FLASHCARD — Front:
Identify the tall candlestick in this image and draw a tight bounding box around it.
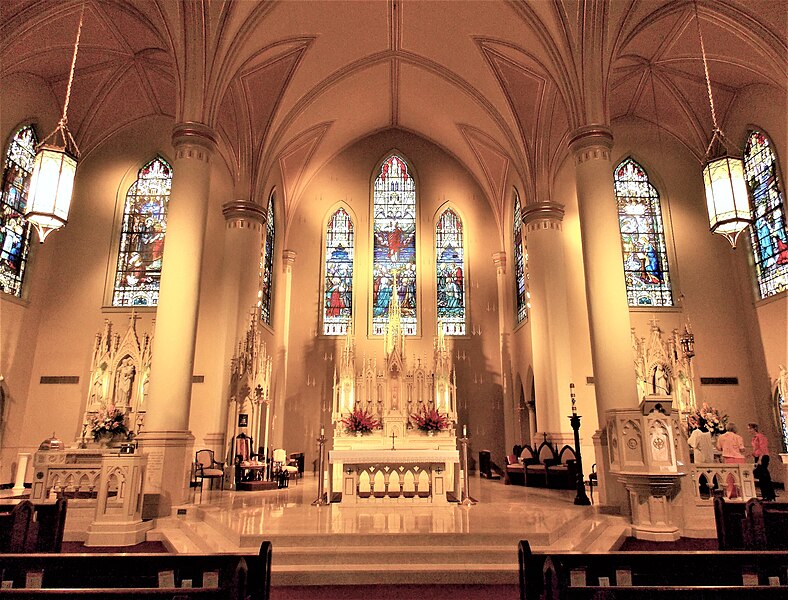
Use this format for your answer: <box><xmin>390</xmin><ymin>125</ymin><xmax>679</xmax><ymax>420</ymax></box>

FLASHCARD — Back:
<box><xmin>463</xmin><ymin>424</ymin><xmax>467</xmax><ymax>437</ymax></box>
<box><xmin>320</xmin><ymin>425</ymin><xmax>324</xmax><ymax>436</ymax></box>
<box><xmin>570</xmin><ymin>383</ymin><xmax>577</xmax><ymax>415</ymax></box>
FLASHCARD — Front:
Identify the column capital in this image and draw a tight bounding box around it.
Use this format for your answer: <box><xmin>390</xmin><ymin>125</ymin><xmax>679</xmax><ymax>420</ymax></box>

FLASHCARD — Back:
<box><xmin>491</xmin><ymin>251</ymin><xmax>506</xmax><ymax>273</ymax></box>
<box><xmin>222</xmin><ymin>201</ymin><xmax>267</xmax><ymax>229</ymax></box>
<box><xmin>282</xmin><ymin>249</ymin><xmax>297</xmax><ymax>269</ymax></box>
<box><xmin>172</xmin><ymin>122</ymin><xmax>218</xmax><ymax>156</ymax></box>
<box><xmin>568</xmin><ymin>125</ymin><xmax>614</xmax><ymax>164</ymax></box>
<box><xmin>522</xmin><ymin>202</ymin><xmax>565</xmax><ymax>232</ymax></box>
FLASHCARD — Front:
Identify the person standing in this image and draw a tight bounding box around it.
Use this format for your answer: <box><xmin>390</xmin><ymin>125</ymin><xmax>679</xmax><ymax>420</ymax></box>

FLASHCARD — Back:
<box><xmin>748</xmin><ymin>423</ymin><xmax>776</xmax><ymax>501</ymax></box>
<box><xmin>717</xmin><ymin>423</ymin><xmax>746</xmax><ymax>499</ymax></box>
<box><xmin>688</xmin><ymin>418</ymin><xmax>714</xmax><ymax>463</ymax></box>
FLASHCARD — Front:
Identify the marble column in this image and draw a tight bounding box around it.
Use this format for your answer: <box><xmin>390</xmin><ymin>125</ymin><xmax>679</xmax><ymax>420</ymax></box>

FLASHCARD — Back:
<box><xmin>138</xmin><ymin>122</ymin><xmax>217</xmax><ymax>516</ymax></box>
<box><xmin>569</xmin><ymin>125</ymin><xmax>639</xmax><ymax>509</ymax></box>
<box><xmin>522</xmin><ymin>202</ymin><xmax>574</xmax><ymax>447</ymax></box>
<box><xmin>271</xmin><ymin>250</ymin><xmax>296</xmax><ymax>449</ymax></box>
<box><xmin>214</xmin><ymin>201</ymin><xmax>267</xmax><ymax>457</ymax></box>
<box><xmin>492</xmin><ymin>251</ymin><xmax>515</xmax><ymax>452</ymax></box>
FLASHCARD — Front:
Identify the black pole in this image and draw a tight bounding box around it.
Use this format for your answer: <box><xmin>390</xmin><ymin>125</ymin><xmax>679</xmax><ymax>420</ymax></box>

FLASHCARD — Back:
<box><xmin>570</xmin><ymin>413</ymin><xmax>591</xmax><ymax>506</ymax></box>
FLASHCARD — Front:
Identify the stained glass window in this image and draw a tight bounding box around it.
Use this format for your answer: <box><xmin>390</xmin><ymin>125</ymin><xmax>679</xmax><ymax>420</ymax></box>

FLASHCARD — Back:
<box><xmin>324</xmin><ymin>207</ymin><xmax>354</xmax><ymax>335</ymax></box>
<box><xmin>513</xmin><ymin>189</ymin><xmax>528</xmax><ymax>323</ymax></box>
<box><xmin>1</xmin><ymin>125</ymin><xmax>37</xmax><ymax>298</ymax></box>
<box><xmin>260</xmin><ymin>191</ymin><xmax>275</xmax><ymax>325</ymax></box>
<box><xmin>436</xmin><ymin>207</ymin><xmax>465</xmax><ymax>335</ymax></box>
<box><xmin>743</xmin><ymin>130</ymin><xmax>788</xmax><ymax>299</ymax></box>
<box><xmin>614</xmin><ymin>158</ymin><xmax>673</xmax><ymax>307</ymax></box>
<box><xmin>372</xmin><ymin>155</ymin><xmax>417</xmax><ymax>336</ymax></box>
<box><xmin>111</xmin><ymin>156</ymin><xmax>172</xmax><ymax>306</ymax></box>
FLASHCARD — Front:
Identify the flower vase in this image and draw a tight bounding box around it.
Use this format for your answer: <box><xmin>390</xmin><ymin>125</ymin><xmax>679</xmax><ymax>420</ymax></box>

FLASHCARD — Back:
<box><xmin>97</xmin><ymin>435</ymin><xmax>112</xmax><ymax>448</ymax></box>
<box><xmin>355</xmin><ymin>431</ymin><xmax>363</xmax><ymax>438</ymax></box>
<box><xmin>427</xmin><ymin>430</ymin><xmax>435</xmax><ymax>437</ymax></box>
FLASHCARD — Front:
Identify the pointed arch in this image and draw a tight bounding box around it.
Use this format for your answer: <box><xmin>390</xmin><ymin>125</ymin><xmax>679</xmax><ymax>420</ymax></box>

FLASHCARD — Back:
<box><xmin>323</xmin><ymin>204</ymin><xmax>355</xmax><ymax>335</ymax></box>
<box><xmin>260</xmin><ymin>188</ymin><xmax>276</xmax><ymax>325</ymax></box>
<box><xmin>743</xmin><ymin>129</ymin><xmax>788</xmax><ymax>299</ymax></box>
<box><xmin>111</xmin><ymin>156</ymin><xmax>172</xmax><ymax>306</ymax></box>
<box><xmin>0</xmin><ymin>124</ymin><xmax>37</xmax><ymax>298</ymax></box>
<box><xmin>512</xmin><ymin>188</ymin><xmax>528</xmax><ymax>323</ymax></box>
<box><xmin>613</xmin><ymin>157</ymin><xmax>673</xmax><ymax>307</ymax></box>
<box><xmin>371</xmin><ymin>153</ymin><xmax>417</xmax><ymax>336</ymax></box>
<box><xmin>435</xmin><ymin>204</ymin><xmax>466</xmax><ymax>336</ymax></box>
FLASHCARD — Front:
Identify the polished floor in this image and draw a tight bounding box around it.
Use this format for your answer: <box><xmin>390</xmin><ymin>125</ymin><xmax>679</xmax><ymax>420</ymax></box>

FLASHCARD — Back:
<box><xmin>151</xmin><ymin>473</ymin><xmax>631</xmax><ymax>587</ymax></box>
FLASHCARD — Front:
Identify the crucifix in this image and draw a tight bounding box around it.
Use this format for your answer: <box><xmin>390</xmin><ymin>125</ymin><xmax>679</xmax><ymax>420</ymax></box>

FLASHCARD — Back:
<box><xmin>390</xmin><ymin>431</ymin><xmax>397</xmax><ymax>450</ymax></box>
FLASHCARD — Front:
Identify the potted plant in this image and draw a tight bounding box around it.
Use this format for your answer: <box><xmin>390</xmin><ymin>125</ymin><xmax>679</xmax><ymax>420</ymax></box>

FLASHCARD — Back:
<box><xmin>90</xmin><ymin>404</ymin><xmax>129</xmax><ymax>446</ymax></box>
<box><xmin>411</xmin><ymin>406</ymin><xmax>450</xmax><ymax>435</ymax></box>
<box><xmin>341</xmin><ymin>407</ymin><xmax>381</xmax><ymax>436</ymax></box>
<box><xmin>687</xmin><ymin>402</ymin><xmax>728</xmax><ymax>437</ymax></box>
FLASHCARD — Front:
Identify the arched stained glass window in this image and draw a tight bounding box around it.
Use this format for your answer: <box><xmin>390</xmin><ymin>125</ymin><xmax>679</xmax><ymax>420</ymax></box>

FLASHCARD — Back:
<box><xmin>513</xmin><ymin>189</ymin><xmax>528</xmax><ymax>323</ymax></box>
<box><xmin>436</xmin><ymin>207</ymin><xmax>465</xmax><ymax>335</ymax></box>
<box><xmin>112</xmin><ymin>156</ymin><xmax>172</xmax><ymax>306</ymax></box>
<box><xmin>324</xmin><ymin>207</ymin><xmax>354</xmax><ymax>335</ymax></box>
<box><xmin>743</xmin><ymin>130</ymin><xmax>788</xmax><ymax>299</ymax></box>
<box><xmin>614</xmin><ymin>158</ymin><xmax>673</xmax><ymax>307</ymax></box>
<box><xmin>372</xmin><ymin>155</ymin><xmax>417</xmax><ymax>336</ymax></box>
<box><xmin>0</xmin><ymin>125</ymin><xmax>37</xmax><ymax>298</ymax></box>
<box><xmin>260</xmin><ymin>191</ymin><xmax>275</xmax><ymax>325</ymax></box>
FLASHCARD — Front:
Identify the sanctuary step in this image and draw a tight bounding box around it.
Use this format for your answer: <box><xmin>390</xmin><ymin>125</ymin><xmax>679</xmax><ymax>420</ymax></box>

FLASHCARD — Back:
<box><xmin>151</xmin><ymin>475</ymin><xmax>632</xmax><ymax>586</ymax></box>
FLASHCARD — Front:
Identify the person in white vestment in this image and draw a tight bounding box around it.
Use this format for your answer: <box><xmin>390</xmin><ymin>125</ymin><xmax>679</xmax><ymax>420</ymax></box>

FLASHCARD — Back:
<box><xmin>687</xmin><ymin>418</ymin><xmax>714</xmax><ymax>463</ymax></box>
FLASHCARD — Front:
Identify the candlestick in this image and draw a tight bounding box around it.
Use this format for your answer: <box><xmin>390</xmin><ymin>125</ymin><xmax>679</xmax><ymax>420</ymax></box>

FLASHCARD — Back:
<box><xmin>463</xmin><ymin>424</ymin><xmax>467</xmax><ymax>436</ymax></box>
<box><xmin>320</xmin><ymin>425</ymin><xmax>324</xmax><ymax>436</ymax></box>
<box><xmin>570</xmin><ymin>382</ymin><xmax>577</xmax><ymax>415</ymax></box>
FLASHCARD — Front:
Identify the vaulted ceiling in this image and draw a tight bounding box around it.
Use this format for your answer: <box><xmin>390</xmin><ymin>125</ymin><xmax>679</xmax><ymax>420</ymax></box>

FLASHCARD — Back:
<box><xmin>2</xmin><ymin>0</ymin><xmax>785</xmax><ymax>230</ymax></box>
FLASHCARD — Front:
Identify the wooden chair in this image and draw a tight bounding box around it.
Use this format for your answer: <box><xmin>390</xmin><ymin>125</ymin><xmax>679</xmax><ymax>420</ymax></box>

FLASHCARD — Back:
<box><xmin>194</xmin><ymin>449</ymin><xmax>225</xmax><ymax>501</ymax></box>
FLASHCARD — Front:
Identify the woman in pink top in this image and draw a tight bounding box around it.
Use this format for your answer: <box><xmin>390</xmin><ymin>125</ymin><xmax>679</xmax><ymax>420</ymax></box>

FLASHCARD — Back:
<box><xmin>717</xmin><ymin>423</ymin><xmax>745</xmax><ymax>498</ymax></box>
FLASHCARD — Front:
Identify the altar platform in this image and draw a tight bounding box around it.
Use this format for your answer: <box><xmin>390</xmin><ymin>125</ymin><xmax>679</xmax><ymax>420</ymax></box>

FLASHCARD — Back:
<box><xmin>150</xmin><ymin>472</ymin><xmax>632</xmax><ymax>587</ymax></box>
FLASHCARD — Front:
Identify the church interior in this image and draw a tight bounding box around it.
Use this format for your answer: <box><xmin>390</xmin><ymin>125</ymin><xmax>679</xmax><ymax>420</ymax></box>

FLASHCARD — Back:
<box><xmin>0</xmin><ymin>0</ymin><xmax>786</xmax><ymax>595</ymax></box>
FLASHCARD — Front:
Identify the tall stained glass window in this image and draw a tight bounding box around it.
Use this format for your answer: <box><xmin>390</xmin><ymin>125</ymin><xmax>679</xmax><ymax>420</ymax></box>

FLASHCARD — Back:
<box><xmin>260</xmin><ymin>191</ymin><xmax>275</xmax><ymax>325</ymax></box>
<box><xmin>436</xmin><ymin>207</ymin><xmax>465</xmax><ymax>335</ymax></box>
<box><xmin>112</xmin><ymin>156</ymin><xmax>172</xmax><ymax>306</ymax></box>
<box><xmin>614</xmin><ymin>158</ymin><xmax>673</xmax><ymax>307</ymax></box>
<box><xmin>0</xmin><ymin>125</ymin><xmax>37</xmax><ymax>298</ymax></box>
<box><xmin>372</xmin><ymin>155</ymin><xmax>417</xmax><ymax>336</ymax></box>
<box><xmin>743</xmin><ymin>130</ymin><xmax>788</xmax><ymax>299</ymax></box>
<box><xmin>513</xmin><ymin>190</ymin><xmax>527</xmax><ymax>323</ymax></box>
<box><xmin>324</xmin><ymin>207</ymin><xmax>354</xmax><ymax>335</ymax></box>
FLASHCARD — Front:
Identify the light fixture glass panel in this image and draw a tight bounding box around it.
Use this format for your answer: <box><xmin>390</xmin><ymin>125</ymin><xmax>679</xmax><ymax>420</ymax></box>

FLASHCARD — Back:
<box><xmin>25</xmin><ymin>145</ymin><xmax>77</xmax><ymax>241</ymax></box>
<box><xmin>703</xmin><ymin>155</ymin><xmax>751</xmax><ymax>248</ymax></box>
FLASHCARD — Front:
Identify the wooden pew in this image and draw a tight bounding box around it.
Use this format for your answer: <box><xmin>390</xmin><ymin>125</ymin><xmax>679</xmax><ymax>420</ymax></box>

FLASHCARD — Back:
<box><xmin>0</xmin><ymin>541</ymin><xmax>271</xmax><ymax>599</ymax></box>
<box><xmin>519</xmin><ymin>540</ymin><xmax>788</xmax><ymax>600</ymax></box>
<box><xmin>715</xmin><ymin>497</ymin><xmax>788</xmax><ymax>550</ymax></box>
<box><xmin>0</xmin><ymin>499</ymin><xmax>67</xmax><ymax>553</ymax></box>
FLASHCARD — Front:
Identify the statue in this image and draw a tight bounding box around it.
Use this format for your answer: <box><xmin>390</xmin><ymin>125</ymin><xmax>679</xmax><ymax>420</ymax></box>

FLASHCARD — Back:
<box><xmin>115</xmin><ymin>357</ymin><xmax>136</xmax><ymax>407</ymax></box>
<box><xmin>652</xmin><ymin>363</ymin><xmax>670</xmax><ymax>395</ymax></box>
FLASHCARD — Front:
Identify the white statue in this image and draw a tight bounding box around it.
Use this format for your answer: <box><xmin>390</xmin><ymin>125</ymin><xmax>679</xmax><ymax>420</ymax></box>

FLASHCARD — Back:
<box><xmin>115</xmin><ymin>357</ymin><xmax>136</xmax><ymax>407</ymax></box>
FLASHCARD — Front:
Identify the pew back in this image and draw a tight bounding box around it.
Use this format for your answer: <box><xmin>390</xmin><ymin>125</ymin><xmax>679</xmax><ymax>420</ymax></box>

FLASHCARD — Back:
<box><xmin>0</xmin><ymin>499</ymin><xmax>67</xmax><ymax>554</ymax></box>
<box><xmin>0</xmin><ymin>541</ymin><xmax>272</xmax><ymax>599</ymax></box>
<box><xmin>519</xmin><ymin>540</ymin><xmax>788</xmax><ymax>600</ymax></box>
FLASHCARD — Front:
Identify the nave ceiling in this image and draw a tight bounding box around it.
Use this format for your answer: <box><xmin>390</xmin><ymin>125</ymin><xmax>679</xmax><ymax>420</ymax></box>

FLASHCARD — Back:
<box><xmin>1</xmin><ymin>0</ymin><xmax>785</xmax><ymax>236</ymax></box>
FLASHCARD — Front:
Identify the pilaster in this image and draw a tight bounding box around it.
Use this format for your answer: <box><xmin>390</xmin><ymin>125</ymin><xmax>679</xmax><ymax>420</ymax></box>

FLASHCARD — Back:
<box><xmin>492</xmin><ymin>251</ymin><xmax>515</xmax><ymax>451</ymax></box>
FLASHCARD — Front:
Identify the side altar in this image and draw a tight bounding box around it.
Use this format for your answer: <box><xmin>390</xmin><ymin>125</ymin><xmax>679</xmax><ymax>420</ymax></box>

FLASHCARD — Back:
<box><xmin>329</xmin><ymin>283</ymin><xmax>460</xmax><ymax>502</ymax></box>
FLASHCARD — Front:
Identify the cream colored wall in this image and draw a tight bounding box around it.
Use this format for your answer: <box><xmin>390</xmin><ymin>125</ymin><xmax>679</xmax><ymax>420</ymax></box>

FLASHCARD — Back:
<box><xmin>281</xmin><ymin>130</ymin><xmax>506</xmax><ymax>468</ymax></box>
<box><xmin>0</xmin><ymin>74</ymin><xmax>62</xmax><ymax>480</ymax></box>
<box><xmin>724</xmin><ymin>84</ymin><xmax>787</xmax><ymax>453</ymax></box>
<box><xmin>611</xmin><ymin>114</ymin><xmax>784</xmax><ymax>478</ymax></box>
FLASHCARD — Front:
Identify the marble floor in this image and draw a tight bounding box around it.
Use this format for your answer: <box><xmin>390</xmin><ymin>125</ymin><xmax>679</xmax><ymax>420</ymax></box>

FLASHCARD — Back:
<box><xmin>152</xmin><ymin>473</ymin><xmax>631</xmax><ymax>587</ymax></box>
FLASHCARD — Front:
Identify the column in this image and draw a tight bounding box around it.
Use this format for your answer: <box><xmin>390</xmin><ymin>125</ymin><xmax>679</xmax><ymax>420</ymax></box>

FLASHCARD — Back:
<box><xmin>213</xmin><ymin>201</ymin><xmax>266</xmax><ymax>457</ymax></box>
<box><xmin>492</xmin><ymin>251</ymin><xmax>516</xmax><ymax>452</ymax></box>
<box><xmin>138</xmin><ymin>122</ymin><xmax>217</xmax><ymax>516</ymax></box>
<box><xmin>271</xmin><ymin>250</ymin><xmax>296</xmax><ymax>448</ymax></box>
<box><xmin>569</xmin><ymin>125</ymin><xmax>639</xmax><ymax>509</ymax></box>
<box><xmin>522</xmin><ymin>202</ymin><xmax>574</xmax><ymax>447</ymax></box>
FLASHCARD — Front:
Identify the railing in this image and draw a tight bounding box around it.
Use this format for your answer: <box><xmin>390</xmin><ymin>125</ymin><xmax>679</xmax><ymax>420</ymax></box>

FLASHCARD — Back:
<box><xmin>688</xmin><ymin>462</ymin><xmax>755</xmax><ymax>502</ymax></box>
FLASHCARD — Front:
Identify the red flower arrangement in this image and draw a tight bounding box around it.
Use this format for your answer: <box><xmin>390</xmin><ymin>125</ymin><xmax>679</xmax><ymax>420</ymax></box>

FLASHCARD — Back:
<box><xmin>341</xmin><ymin>407</ymin><xmax>381</xmax><ymax>434</ymax></box>
<box><xmin>411</xmin><ymin>406</ymin><xmax>450</xmax><ymax>433</ymax></box>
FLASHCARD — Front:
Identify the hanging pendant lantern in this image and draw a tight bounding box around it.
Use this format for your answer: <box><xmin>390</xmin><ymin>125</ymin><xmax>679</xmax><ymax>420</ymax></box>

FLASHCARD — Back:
<box><xmin>703</xmin><ymin>153</ymin><xmax>751</xmax><ymax>248</ymax></box>
<box><xmin>25</xmin><ymin>144</ymin><xmax>78</xmax><ymax>242</ymax></box>
<box><xmin>693</xmin><ymin>1</ymin><xmax>752</xmax><ymax>248</ymax></box>
<box><xmin>24</xmin><ymin>2</ymin><xmax>84</xmax><ymax>243</ymax></box>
